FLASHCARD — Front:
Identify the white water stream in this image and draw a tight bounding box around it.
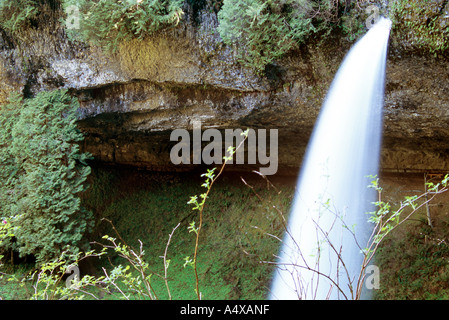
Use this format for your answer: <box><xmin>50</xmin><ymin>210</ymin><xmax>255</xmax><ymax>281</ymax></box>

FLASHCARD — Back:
<box><xmin>269</xmin><ymin>17</ymin><xmax>392</xmax><ymax>300</ymax></box>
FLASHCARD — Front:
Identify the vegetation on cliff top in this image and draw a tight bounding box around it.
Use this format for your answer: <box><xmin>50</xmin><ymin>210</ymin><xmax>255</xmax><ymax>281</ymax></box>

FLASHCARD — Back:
<box><xmin>390</xmin><ymin>0</ymin><xmax>449</xmax><ymax>54</ymax></box>
<box><xmin>63</xmin><ymin>0</ymin><xmax>184</xmax><ymax>52</ymax></box>
<box><xmin>1</xmin><ymin>0</ymin><xmax>447</xmax><ymax>74</ymax></box>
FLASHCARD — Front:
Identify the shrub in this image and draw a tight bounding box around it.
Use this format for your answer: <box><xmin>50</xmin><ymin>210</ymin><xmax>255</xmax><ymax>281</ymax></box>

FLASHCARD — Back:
<box><xmin>0</xmin><ymin>0</ymin><xmax>61</xmax><ymax>34</ymax></box>
<box><xmin>390</xmin><ymin>0</ymin><xmax>449</xmax><ymax>54</ymax></box>
<box><xmin>0</xmin><ymin>90</ymin><xmax>93</xmax><ymax>264</ymax></box>
<box><xmin>63</xmin><ymin>0</ymin><xmax>184</xmax><ymax>52</ymax></box>
<box><xmin>0</xmin><ymin>0</ymin><xmax>40</xmax><ymax>33</ymax></box>
<box><xmin>217</xmin><ymin>0</ymin><xmax>317</xmax><ymax>73</ymax></box>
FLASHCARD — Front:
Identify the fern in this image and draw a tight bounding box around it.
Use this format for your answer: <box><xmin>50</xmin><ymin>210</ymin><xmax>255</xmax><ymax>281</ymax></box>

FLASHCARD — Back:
<box><xmin>0</xmin><ymin>0</ymin><xmax>62</xmax><ymax>34</ymax></box>
<box><xmin>0</xmin><ymin>0</ymin><xmax>40</xmax><ymax>32</ymax></box>
<box><xmin>63</xmin><ymin>0</ymin><xmax>184</xmax><ymax>52</ymax></box>
<box><xmin>217</xmin><ymin>0</ymin><xmax>316</xmax><ymax>73</ymax></box>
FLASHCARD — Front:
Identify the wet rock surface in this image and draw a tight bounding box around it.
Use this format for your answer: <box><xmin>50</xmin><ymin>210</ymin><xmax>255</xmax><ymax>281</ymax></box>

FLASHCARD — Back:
<box><xmin>1</xmin><ymin>7</ymin><xmax>448</xmax><ymax>174</ymax></box>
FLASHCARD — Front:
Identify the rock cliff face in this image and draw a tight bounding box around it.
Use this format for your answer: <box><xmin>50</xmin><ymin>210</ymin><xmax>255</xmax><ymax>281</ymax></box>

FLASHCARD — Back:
<box><xmin>1</xmin><ymin>6</ymin><xmax>448</xmax><ymax>174</ymax></box>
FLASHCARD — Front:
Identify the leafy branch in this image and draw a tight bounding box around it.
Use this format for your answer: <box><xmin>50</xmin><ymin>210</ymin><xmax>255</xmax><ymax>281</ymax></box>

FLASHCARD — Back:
<box><xmin>242</xmin><ymin>172</ymin><xmax>449</xmax><ymax>300</ymax></box>
<box><xmin>186</xmin><ymin>129</ymin><xmax>249</xmax><ymax>300</ymax></box>
<box><xmin>360</xmin><ymin>174</ymin><xmax>449</xmax><ymax>273</ymax></box>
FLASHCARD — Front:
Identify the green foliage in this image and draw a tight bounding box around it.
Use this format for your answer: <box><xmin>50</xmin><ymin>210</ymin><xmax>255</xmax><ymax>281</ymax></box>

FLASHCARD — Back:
<box><xmin>339</xmin><ymin>4</ymin><xmax>367</xmax><ymax>41</ymax></box>
<box><xmin>366</xmin><ymin>174</ymin><xmax>449</xmax><ymax>251</ymax></box>
<box><xmin>63</xmin><ymin>0</ymin><xmax>184</xmax><ymax>52</ymax></box>
<box><xmin>390</xmin><ymin>0</ymin><xmax>449</xmax><ymax>55</ymax></box>
<box><xmin>0</xmin><ymin>219</ymin><xmax>15</xmax><ymax>247</ymax></box>
<box><xmin>0</xmin><ymin>93</ymin><xmax>21</xmax><ymax>222</ymax></box>
<box><xmin>0</xmin><ymin>0</ymin><xmax>61</xmax><ymax>34</ymax></box>
<box><xmin>185</xmin><ymin>130</ymin><xmax>248</xmax><ymax>299</ymax></box>
<box><xmin>0</xmin><ymin>0</ymin><xmax>40</xmax><ymax>33</ymax></box>
<box><xmin>375</xmin><ymin>223</ymin><xmax>449</xmax><ymax>300</ymax></box>
<box><xmin>365</xmin><ymin>174</ymin><xmax>449</xmax><ymax>299</ymax></box>
<box><xmin>0</xmin><ymin>89</ymin><xmax>93</xmax><ymax>264</ymax></box>
<box><xmin>216</xmin><ymin>0</ymin><xmax>376</xmax><ymax>73</ymax></box>
<box><xmin>217</xmin><ymin>0</ymin><xmax>317</xmax><ymax>73</ymax></box>
<box><xmin>0</xmin><ymin>217</ymin><xmax>17</xmax><ymax>266</ymax></box>
<box><xmin>25</xmin><ymin>253</ymin><xmax>86</xmax><ymax>300</ymax></box>
<box><xmin>0</xmin><ymin>165</ymin><xmax>291</xmax><ymax>300</ymax></box>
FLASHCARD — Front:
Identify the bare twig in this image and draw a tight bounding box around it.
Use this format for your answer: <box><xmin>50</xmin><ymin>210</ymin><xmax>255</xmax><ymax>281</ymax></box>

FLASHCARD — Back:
<box><xmin>163</xmin><ymin>222</ymin><xmax>180</xmax><ymax>300</ymax></box>
<box><xmin>424</xmin><ymin>173</ymin><xmax>435</xmax><ymax>229</ymax></box>
<box><xmin>190</xmin><ymin>130</ymin><xmax>249</xmax><ymax>300</ymax></box>
<box><xmin>243</xmin><ymin>171</ymin><xmax>449</xmax><ymax>300</ymax></box>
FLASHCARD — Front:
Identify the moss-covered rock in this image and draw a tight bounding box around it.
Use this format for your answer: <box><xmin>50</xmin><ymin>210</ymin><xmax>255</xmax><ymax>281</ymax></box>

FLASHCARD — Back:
<box><xmin>0</xmin><ymin>0</ymin><xmax>448</xmax><ymax>174</ymax></box>
<box><xmin>389</xmin><ymin>0</ymin><xmax>449</xmax><ymax>55</ymax></box>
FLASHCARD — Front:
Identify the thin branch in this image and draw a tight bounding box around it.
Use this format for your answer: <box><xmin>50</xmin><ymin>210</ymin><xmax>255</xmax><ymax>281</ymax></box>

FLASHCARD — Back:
<box><xmin>163</xmin><ymin>222</ymin><xmax>180</xmax><ymax>300</ymax></box>
<box><xmin>190</xmin><ymin>131</ymin><xmax>249</xmax><ymax>300</ymax></box>
<box><xmin>101</xmin><ymin>267</ymin><xmax>129</xmax><ymax>300</ymax></box>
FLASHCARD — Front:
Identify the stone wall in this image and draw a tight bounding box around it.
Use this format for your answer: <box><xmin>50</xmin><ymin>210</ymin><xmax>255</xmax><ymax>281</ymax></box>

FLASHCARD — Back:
<box><xmin>0</xmin><ymin>4</ymin><xmax>448</xmax><ymax>174</ymax></box>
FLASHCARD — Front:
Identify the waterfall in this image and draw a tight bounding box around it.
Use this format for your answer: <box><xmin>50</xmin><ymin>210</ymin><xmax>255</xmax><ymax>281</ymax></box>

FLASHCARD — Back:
<box><xmin>269</xmin><ymin>17</ymin><xmax>392</xmax><ymax>300</ymax></box>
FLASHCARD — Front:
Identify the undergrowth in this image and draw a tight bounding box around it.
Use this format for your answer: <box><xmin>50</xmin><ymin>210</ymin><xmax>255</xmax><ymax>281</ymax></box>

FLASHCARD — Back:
<box><xmin>91</xmin><ymin>167</ymin><xmax>292</xmax><ymax>299</ymax></box>
<box><xmin>389</xmin><ymin>0</ymin><xmax>449</xmax><ymax>56</ymax></box>
<box><xmin>0</xmin><ymin>165</ymin><xmax>292</xmax><ymax>300</ymax></box>
<box><xmin>373</xmin><ymin>179</ymin><xmax>449</xmax><ymax>301</ymax></box>
<box><xmin>375</xmin><ymin>217</ymin><xmax>449</xmax><ymax>300</ymax></box>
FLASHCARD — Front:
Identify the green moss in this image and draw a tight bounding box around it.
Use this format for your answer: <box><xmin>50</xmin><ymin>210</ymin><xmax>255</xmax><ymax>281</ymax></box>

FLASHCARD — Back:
<box><xmin>87</xmin><ymin>168</ymin><xmax>292</xmax><ymax>299</ymax></box>
<box><xmin>390</xmin><ymin>0</ymin><xmax>449</xmax><ymax>55</ymax></box>
<box><xmin>375</xmin><ymin>218</ymin><xmax>449</xmax><ymax>300</ymax></box>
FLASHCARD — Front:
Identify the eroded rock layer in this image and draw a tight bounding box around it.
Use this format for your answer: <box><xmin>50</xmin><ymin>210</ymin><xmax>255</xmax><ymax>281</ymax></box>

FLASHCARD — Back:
<box><xmin>1</xmin><ymin>7</ymin><xmax>448</xmax><ymax>174</ymax></box>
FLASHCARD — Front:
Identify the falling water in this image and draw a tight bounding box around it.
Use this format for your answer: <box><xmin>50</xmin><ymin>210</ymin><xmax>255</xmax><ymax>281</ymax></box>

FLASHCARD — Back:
<box><xmin>269</xmin><ymin>17</ymin><xmax>392</xmax><ymax>300</ymax></box>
